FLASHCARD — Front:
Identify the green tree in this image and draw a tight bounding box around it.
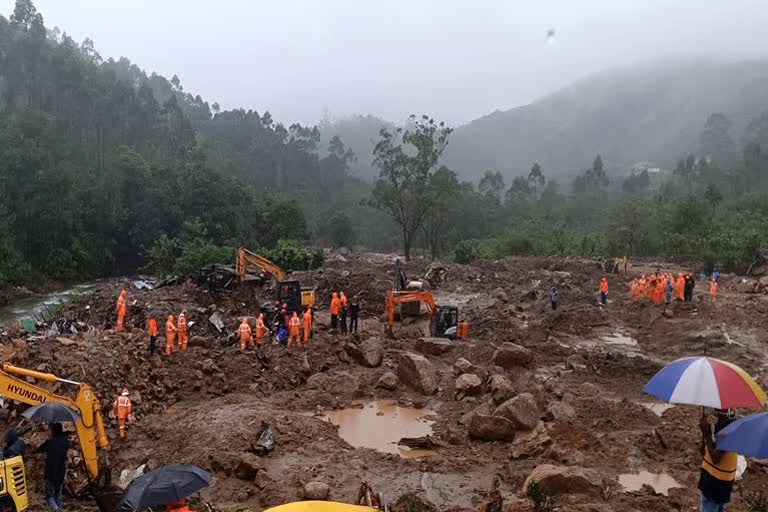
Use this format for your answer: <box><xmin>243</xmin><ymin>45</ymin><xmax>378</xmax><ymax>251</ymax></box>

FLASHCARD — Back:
<box><xmin>528</xmin><ymin>162</ymin><xmax>545</xmax><ymax>197</ymax></box>
<box><xmin>478</xmin><ymin>170</ymin><xmax>505</xmax><ymax>205</ymax></box>
<box><xmin>370</xmin><ymin>115</ymin><xmax>452</xmax><ymax>260</ymax></box>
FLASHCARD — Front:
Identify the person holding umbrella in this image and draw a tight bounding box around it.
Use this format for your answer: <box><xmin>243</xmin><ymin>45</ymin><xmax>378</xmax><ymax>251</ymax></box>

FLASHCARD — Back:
<box><xmin>166</xmin><ymin>498</ymin><xmax>197</xmax><ymax>512</ymax></box>
<box><xmin>699</xmin><ymin>409</ymin><xmax>737</xmax><ymax>512</ymax></box>
<box><xmin>37</xmin><ymin>423</ymin><xmax>69</xmax><ymax>512</ymax></box>
<box><xmin>120</xmin><ymin>464</ymin><xmax>211</xmax><ymax>511</ymax></box>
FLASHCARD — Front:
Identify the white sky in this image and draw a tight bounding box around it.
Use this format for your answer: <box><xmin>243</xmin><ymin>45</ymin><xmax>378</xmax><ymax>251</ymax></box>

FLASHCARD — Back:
<box><xmin>5</xmin><ymin>0</ymin><xmax>768</xmax><ymax>125</ymax></box>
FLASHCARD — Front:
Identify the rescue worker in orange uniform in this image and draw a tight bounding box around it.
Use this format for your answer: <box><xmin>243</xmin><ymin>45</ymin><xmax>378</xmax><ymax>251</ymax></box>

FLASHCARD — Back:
<box><xmin>255</xmin><ymin>313</ymin><xmax>267</xmax><ymax>344</ymax></box>
<box><xmin>147</xmin><ymin>315</ymin><xmax>158</xmax><ymax>355</ymax></box>
<box><xmin>116</xmin><ymin>289</ymin><xmax>127</xmax><ymax>332</ymax></box>
<box><xmin>655</xmin><ymin>278</ymin><xmax>665</xmax><ymax>305</ymax></box>
<box><xmin>165</xmin><ymin>315</ymin><xmax>177</xmax><ymax>355</ymax></box>
<box><xmin>177</xmin><ymin>309</ymin><xmax>188</xmax><ymax>350</ymax></box>
<box><xmin>710</xmin><ymin>279</ymin><xmax>718</xmax><ymax>302</ymax></box>
<box><xmin>166</xmin><ymin>498</ymin><xmax>197</xmax><ymax>512</ymax></box>
<box><xmin>339</xmin><ymin>291</ymin><xmax>349</xmax><ymax>335</ymax></box>
<box><xmin>113</xmin><ymin>388</ymin><xmax>133</xmax><ymax>439</ymax></box>
<box><xmin>239</xmin><ymin>317</ymin><xmax>254</xmax><ymax>351</ymax></box>
<box><xmin>330</xmin><ymin>292</ymin><xmax>340</xmax><ymax>330</ymax></box>
<box><xmin>630</xmin><ymin>279</ymin><xmax>637</xmax><ymax>302</ymax></box>
<box><xmin>676</xmin><ymin>273</ymin><xmax>685</xmax><ymax>300</ymax></box>
<box><xmin>638</xmin><ymin>275</ymin><xmax>646</xmax><ymax>299</ymax></box>
<box><xmin>599</xmin><ymin>277</ymin><xmax>608</xmax><ymax>305</ymax></box>
<box><xmin>287</xmin><ymin>311</ymin><xmax>302</xmax><ymax>348</ymax></box>
<box><xmin>303</xmin><ymin>306</ymin><xmax>312</xmax><ymax>343</ymax></box>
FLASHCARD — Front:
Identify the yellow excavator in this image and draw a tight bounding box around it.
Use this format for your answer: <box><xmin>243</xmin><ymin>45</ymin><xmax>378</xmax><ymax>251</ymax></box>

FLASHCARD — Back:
<box><xmin>236</xmin><ymin>247</ymin><xmax>316</xmax><ymax>312</ymax></box>
<box><xmin>0</xmin><ymin>364</ymin><xmax>109</xmax><ymax>512</ymax></box>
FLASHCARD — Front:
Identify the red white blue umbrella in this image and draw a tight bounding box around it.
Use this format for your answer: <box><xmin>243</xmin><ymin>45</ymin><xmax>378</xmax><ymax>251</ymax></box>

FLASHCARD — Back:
<box><xmin>716</xmin><ymin>412</ymin><xmax>768</xmax><ymax>457</ymax></box>
<box><xmin>643</xmin><ymin>357</ymin><xmax>766</xmax><ymax>409</ymax></box>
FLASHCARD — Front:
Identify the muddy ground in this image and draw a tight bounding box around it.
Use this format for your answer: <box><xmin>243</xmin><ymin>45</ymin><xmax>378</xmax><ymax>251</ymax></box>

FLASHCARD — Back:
<box><xmin>3</xmin><ymin>253</ymin><xmax>768</xmax><ymax>511</ymax></box>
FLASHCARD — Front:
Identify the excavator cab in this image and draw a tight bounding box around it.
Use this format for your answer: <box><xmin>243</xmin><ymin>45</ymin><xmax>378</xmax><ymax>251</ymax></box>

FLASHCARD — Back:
<box><xmin>430</xmin><ymin>305</ymin><xmax>459</xmax><ymax>338</ymax></box>
<box><xmin>0</xmin><ymin>455</ymin><xmax>27</xmax><ymax>512</ymax></box>
<box><xmin>277</xmin><ymin>281</ymin><xmax>302</xmax><ymax>312</ymax></box>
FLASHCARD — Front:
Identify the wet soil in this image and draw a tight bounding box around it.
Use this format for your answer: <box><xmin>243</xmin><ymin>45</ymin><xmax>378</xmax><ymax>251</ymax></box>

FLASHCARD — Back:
<box><xmin>2</xmin><ymin>254</ymin><xmax>768</xmax><ymax>511</ymax></box>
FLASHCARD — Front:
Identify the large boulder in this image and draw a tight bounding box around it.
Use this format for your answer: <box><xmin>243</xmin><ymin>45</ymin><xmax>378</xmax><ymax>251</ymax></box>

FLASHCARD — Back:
<box><xmin>489</xmin><ymin>374</ymin><xmax>515</xmax><ymax>404</ymax></box>
<box><xmin>491</xmin><ymin>343</ymin><xmax>533</xmax><ymax>369</ymax></box>
<box><xmin>494</xmin><ymin>393</ymin><xmax>540</xmax><ymax>430</ymax></box>
<box><xmin>454</xmin><ymin>373</ymin><xmax>483</xmax><ymax>396</ymax></box>
<box><xmin>459</xmin><ymin>403</ymin><xmax>491</xmax><ymax>427</ymax></box>
<box><xmin>468</xmin><ymin>414</ymin><xmax>516</xmax><ymax>442</ymax></box>
<box><xmin>491</xmin><ymin>287</ymin><xmax>509</xmax><ymax>303</ymax></box>
<box><xmin>397</xmin><ymin>353</ymin><xmax>439</xmax><ymax>395</ymax></box>
<box><xmin>303</xmin><ymin>481</ymin><xmax>330</xmax><ymax>500</ymax></box>
<box><xmin>306</xmin><ymin>373</ymin><xmax>330</xmax><ymax>391</ymax></box>
<box><xmin>415</xmin><ymin>337</ymin><xmax>455</xmax><ymax>356</ymax></box>
<box><xmin>234</xmin><ymin>454</ymin><xmax>262</xmax><ymax>480</ymax></box>
<box><xmin>543</xmin><ymin>401</ymin><xmax>576</xmax><ymax>422</ymax></box>
<box><xmin>453</xmin><ymin>357</ymin><xmax>475</xmax><ymax>375</ymax></box>
<box><xmin>345</xmin><ymin>339</ymin><xmax>384</xmax><ymax>367</ymax></box>
<box><xmin>520</xmin><ymin>465</ymin><xmax>605</xmax><ymax>497</ymax></box>
<box><xmin>511</xmin><ymin>423</ymin><xmax>552</xmax><ymax>459</ymax></box>
<box><xmin>375</xmin><ymin>371</ymin><xmax>398</xmax><ymax>391</ymax></box>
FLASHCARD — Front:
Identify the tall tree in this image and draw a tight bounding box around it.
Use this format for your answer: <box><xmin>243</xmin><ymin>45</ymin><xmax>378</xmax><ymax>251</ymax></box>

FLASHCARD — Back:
<box><xmin>478</xmin><ymin>170</ymin><xmax>505</xmax><ymax>205</ymax></box>
<box><xmin>527</xmin><ymin>162</ymin><xmax>545</xmax><ymax>197</ymax></box>
<box><xmin>370</xmin><ymin>115</ymin><xmax>452</xmax><ymax>260</ymax></box>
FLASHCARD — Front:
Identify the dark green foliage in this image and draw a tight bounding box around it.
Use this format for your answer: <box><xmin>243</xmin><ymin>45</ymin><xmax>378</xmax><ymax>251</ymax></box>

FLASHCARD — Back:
<box><xmin>262</xmin><ymin>239</ymin><xmax>323</xmax><ymax>272</ymax></box>
<box><xmin>454</xmin><ymin>240</ymin><xmax>481</xmax><ymax>264</ymax></box>
<box><xmin>527</xmin><ymin>481</ymin><xmax>557</xmax><ymax>512</ymax></box>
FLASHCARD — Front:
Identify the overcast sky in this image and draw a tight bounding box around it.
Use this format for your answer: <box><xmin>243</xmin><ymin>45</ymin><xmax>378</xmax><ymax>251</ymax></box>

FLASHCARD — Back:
<box><xmin>5</xmin><ymin>0</ymin><xmax>768</xmax><ymax>126</ymax></box>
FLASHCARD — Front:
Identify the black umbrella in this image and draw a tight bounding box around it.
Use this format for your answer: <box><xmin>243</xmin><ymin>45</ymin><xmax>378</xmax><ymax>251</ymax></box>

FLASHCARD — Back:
<box><xmin>21</xmin><ymin>402</ymin><xmax>81</xmax><ymax>423</ymax></box>
<box><xmin>120</xmin><ymin>464</ymin><xmax>211</xmax><ymax>510</ymax></box>
<box><xmin>147</xmin><ymin>310</ymin><xmax>165</xmax><ymax>319</ymax></box>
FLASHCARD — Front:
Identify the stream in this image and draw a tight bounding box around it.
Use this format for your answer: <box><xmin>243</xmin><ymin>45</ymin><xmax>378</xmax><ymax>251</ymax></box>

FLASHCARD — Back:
<box><xmin>0</xmin><ymin>280</ymin><xmax>110</xmax><ymax>328</ymax></box>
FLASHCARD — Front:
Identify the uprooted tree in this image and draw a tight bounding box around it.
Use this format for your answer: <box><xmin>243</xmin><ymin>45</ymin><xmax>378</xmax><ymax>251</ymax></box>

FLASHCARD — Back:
<box><xmin>369</xmin><ymin>115</ymin><xmax>453</xmax><ymax>261</ymax></box>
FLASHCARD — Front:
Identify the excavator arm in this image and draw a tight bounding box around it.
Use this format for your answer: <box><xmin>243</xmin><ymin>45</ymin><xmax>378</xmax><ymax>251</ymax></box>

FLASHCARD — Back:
<box><xmin>385</xmin><ymin>290</ymin><xmax>437</xmax><ymax>328</ymax></box>
<box><xmin>236</xmin><ymin>247</ymin><xmax>287</xmax><ymax>283</ymax></box>
<box><xmin>0</xmin><ymin>364</ymin><xmax>108</xmax><ymax>480</ymax></box>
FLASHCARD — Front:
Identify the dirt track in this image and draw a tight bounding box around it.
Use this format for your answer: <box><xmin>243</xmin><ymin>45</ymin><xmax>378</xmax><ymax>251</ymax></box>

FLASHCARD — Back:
<box><xmin>4</xmin><ymin>253</ymin><xmax>768</xmax><ymax>511</ymax></box>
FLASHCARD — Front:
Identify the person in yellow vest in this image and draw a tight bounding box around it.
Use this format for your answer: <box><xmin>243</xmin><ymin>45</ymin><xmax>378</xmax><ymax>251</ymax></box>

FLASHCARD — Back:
<box><xmin>699</xmin><ymin>409</ymin><xmax>737</xmax><ymax>512</ymax></box>
<box><xmin>177</xmin><ymin>309</ymin><xmax>188</xmax><ymax>350</ymax></box>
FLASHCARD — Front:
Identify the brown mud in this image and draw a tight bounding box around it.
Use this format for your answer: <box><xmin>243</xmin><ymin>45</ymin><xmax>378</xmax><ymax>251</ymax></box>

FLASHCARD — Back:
<box><xmin>3</xmin><ymin>254</ymin><xmax>768</xmax><ymax>511</ymax></box>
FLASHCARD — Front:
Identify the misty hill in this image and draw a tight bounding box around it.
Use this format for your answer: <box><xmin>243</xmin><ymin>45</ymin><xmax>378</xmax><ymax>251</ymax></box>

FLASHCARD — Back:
<box><xmin>326</xmin><ymin>60</ymin><xmax>768</xmax><ymax>183</ymax></box>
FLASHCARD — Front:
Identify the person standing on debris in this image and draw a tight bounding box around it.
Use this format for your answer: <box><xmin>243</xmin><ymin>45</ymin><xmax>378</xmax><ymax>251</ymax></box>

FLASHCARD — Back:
<box><xmin>340</xmin><ymin>291</ymin><xmax>349</xmax><ymax>335</ymax></box>
<box><xmin>710</xmin><ymin>279</ymin><xmax>718</xmax><ymax>302</ymax></box>
<box><xmin>330</xmin><ymin>292</ymin><xmax>340</xmax><ymax>330</ymax></box>
<box><xmin>38</xmin><ymin>423</ymin><xmax>68</xmax><ymax>512</ymax></box>
<box><xmin>599</xmin><ymin>277</ymin><xmax>608</xmax><ymax>305</ymax></box>
<box><xmin>116</xmin><ymin>289</ymin><xmax>127</xmax><ymax>332</ymax></box>
<box><xmin>113</xmin><ymin>388</ymin><xmax>133</xmax><ymax>439</ymax></box>
<box><xmin>665</xmin><ymin>276</ymin><xmax>673</xmax><ymax>305</ymax></box>
<box><xmin>278</xmin><ymin>308</ymin><xmax>288</xmax><ymax>344</ymax></box>
<box><xmin>677</xmin><ymin>273</ymin><xmax>685</xmax><ymax>301</ymax></box>
<box><xmin>713</xmin><ymin>268</ymin><xmax>720</xmax><ymax>281</ymax></box>
<box><xmin>255</xmin><ymin>313</ymin><xmax>267</xmax><ymax>344</ymax></box>
<box><xmin>287</xmin><ymin>311</ymin><xmax>302</xmax><ymax>348</ymax></box>
<box><xmin>699</xmin><ymin>409</ymin><xmax>737</xmax><ymax>512</ymax></box>
<box><xmin>165</xmin><ymin>315</ymin><xmax>177</xmax><ymax>355</ymax></box>
<box><xmin>684</xmin><ymin>274</ymin><xmax>692</xmax><ymax>302</ymax></box>
<box><xmin>303</xmin><ymin>306</ymin><xmax>312</xmax><ymax>343</ymax></box>
<box><xmin>349</xmin><ymin>295</ymin><xmax>360</xmax><ymax>333</ymax></box>
<box><xmin>3</xmin><ymin>426</ymin><xmax>25</xmax><ymax>458</ymax></box>
<box><xmin>239</xmin><ymin>317</ymin><xmax>254</xmax><ymax>351</ymax></box>
<box><xmin>147</xmin><ymin>315</ymin><xmax>158</xmax><ymax>355</ymax></box>
<box><xmin>178</xmin><ymin>309</ymin><xmax>188</xmax><ymax>350</ymax></box>
<box><xmin>551</xmin><ymin>287</ymin><xmax>559</xmax><ymax>310</ymax></box>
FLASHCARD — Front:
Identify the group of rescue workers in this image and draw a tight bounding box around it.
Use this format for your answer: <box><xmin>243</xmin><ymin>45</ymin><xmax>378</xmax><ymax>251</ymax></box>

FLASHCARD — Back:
<box><xmin>630</xmin><ymin>269</ymin><xmax>720</xmax><ymax>304</ymax></box>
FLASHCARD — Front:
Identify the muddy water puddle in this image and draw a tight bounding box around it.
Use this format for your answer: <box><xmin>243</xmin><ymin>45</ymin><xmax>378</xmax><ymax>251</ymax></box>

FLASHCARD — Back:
<box><xmin>619</xmin><ymin>470</ymin><xmax>682</xmax><ymax>495</ymax></box>
<box><xmin>320</xmin><ymin>400</ymin><xmax>437</xmax><ymax>458</ymax></box>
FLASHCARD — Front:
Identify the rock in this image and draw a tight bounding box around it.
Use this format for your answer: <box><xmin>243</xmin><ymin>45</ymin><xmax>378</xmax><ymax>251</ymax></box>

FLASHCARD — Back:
<box><xmin>345</xmin><ymin>339</ymin><xmax>384</xmax><ymax>367</ymax></box>
<box><xmin>303</xmin><ymin>481</ymin><xmax>330</xmax><ymax>500</ymax></box>
<box><xmin>491</xmin><ymin>342</ymin><xmax>533</xmax><ymax>369</ymax></box>
<box><xmin>760</xmin><ymin>276</ymin><xmax>768</xmax><ymax>288</ymax></box>
<box><xmin>235</xmin><ymin>454</ymin><xmax>262</xmax><ymax>480</ymax></box>
<box><xmin>201</xmin><ymin>358</ymin><xmax>219</xmax><ymax>374</ymax></box>
<box><xmin>489</xmin><ymin>374</ymin><xmax>515</xmax><ymax>404</ymax></box>
<box><xmin>468</xmin><ymin>414</ymin><xmax>516</xmax><ymax>442</ymax></box>
<box><xmin>376</xmin><ymin>371</ymin><xmax>398</xmax><ymax>391</ymax></box>
<box><xmin>55</xmin><ymin>337</ymin><xmax>77</xmax><ymax>346</ymax></box>
<box><xmin>520</xmin><ymin>464</ymin><xmax>604</xmax><ymax>497</ymax></box>
<box><xmin>455</xmin><ymin>373</ymin><xmax>482</xmax><ymax>396</ymax></box>
<box><xmin>194</xmin><ymin>370</ymin><xmax>204</xmax><ymax>381</ymax></box>
<box><xmin>397</xmin><ymin>352</ymin><xmax>439</xmax><ymax>395</ymax></box>
<box><xmin>460</xmin><ymin>403</ymin><xmax>491</xmax><ymax>426</ymax></box>
<box><xmin>453</xmin><ymin>357</ymin><xmax>474</xmax><ymax>375</ymax></box>
<box><xmin>737</xmin><ymin>280</ymin><xmax>758</xmax><ymax>294</ymax></box>
<box><xmin>543</xmin><ymin>401</ymin><xmax>576</xmax><ymax>422</ymax></box>
<box><xmin>131</xmin><ymin>390</ymin><xmax>142</xmax><ymax>406</ymax></box>
<box><xmin>306</xmin><ymin>373</ymin><xmax>330</xmax><ymax>391</ymax></box>
<box><xmin>415</xmin><ymin>337</ymin><xmax>455</xmax><ymax>356</ymax></box>
<box><xmin>579</xmin><ymin>382</ymin><xmax>600</xmax><ymax>398</ymax></box>
<box><xmin>494</xmin><ymin>393</ymin><xmax>540</xmax><ymax>430</ymax></box>
<box><xmin>511</xmin><ymin>423</ymin><xmax>552</xmax><ymax>459</ymax></box>
<box><xmin>341</xmin><ymin>270</ymin><xmax>351</xmax><ymax>278</ymax></box>
<box><xmin>491</xmin><ymin>287</ymin><xmax>509</xmax><ymax>303</ymax></box>
<box><xmin>254</xmin><ymin>469</ymin><xmax>274</xmax><ymax>490</ymax></box>
<box><xmin>566</xmin><ymin>354</ymin><xmax>587</xmax><ymax>371</ymax></box>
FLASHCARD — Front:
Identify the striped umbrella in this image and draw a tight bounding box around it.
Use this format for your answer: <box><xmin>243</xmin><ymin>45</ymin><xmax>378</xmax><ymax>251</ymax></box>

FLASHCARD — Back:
<box><xmin>643</xmin><ymin>357</ymin><xmax>766</xmax><ymax>409</ymax></box>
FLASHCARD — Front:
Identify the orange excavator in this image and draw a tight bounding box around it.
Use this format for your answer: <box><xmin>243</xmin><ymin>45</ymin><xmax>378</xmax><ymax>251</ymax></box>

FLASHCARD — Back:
<box><xmin>385</xmin><ymin>290</ymin><xmax>468</xmax><ymax>339</ymax></box>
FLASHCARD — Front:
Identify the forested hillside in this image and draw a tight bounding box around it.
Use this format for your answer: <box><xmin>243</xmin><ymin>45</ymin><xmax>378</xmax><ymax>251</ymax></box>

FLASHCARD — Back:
<box><xmin>0</xmin><ymin>0</ymin><xmax>374</xmax><ymax>286</ymax></box>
